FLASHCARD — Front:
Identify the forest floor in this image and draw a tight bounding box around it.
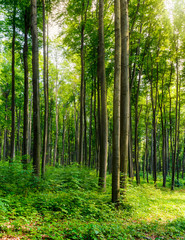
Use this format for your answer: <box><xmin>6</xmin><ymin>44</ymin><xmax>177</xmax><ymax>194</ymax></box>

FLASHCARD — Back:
<box><xmin>0</xmin><ymin>162</ymin><xmax>184</xmax><ymax>240</ymax></box>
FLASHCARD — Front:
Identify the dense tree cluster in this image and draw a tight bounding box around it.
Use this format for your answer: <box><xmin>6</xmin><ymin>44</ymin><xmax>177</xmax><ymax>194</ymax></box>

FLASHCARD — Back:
<box><xmin>0</xmin><ymin>0</ymin><xmax>185</xmax><ymax>204</ymax></box>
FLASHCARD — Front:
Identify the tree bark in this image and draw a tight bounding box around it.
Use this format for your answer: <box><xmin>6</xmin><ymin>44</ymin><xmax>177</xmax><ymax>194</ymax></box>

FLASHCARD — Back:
<box><xmin>79</xmin><ymin>12</ymin><xmax>85</xmax><ymax>165</ymax></box>
<box><xmin>84</xmin><ymin>77</ymin><xmax>87</xmax><ymax>165</ymax></box>
<box><xmin>98</xmin><ymin>0</ymin><xmax>108</xmax><ymax>190</ymax></box>
<box><xmin>61</xmin><ymin>115</ymin><xmax>65</xmax><ymax>165</ymax></box>
<box><xmin>135</xmin><ymin>70</ymin><xmax>142</xmax><ymax>185</ymax></box>
<box><xmin>112</xmin><ymin>0</ymin><xmax>121</xmax><ymax>204</ymax></box>
<box><xmin>31</xmin><ymin>0</ymin><xmax>41</xmax><ymax>176</ymax></box>
<box><xmin>171</xmin><ymin>57</ymin><xmax>179</xmax><ymax>190</ymax></box>
<box><xmin>145</xmin><ymin>95</ymin><xmax>149</xmax><ymax>183</ymax></box>
<box><xmin>53</xmin><ymin>67</ymin><xmax>59</xmax><ymax>166</ymax></box>
<box><xmin>22</xmin><ymin>7</ymin><xmax>30</xmax><ymax>167</ymax></box>
<box><xmin>10</xmin><ymin>1</ymin><xmax>16</xmax><ymax>162</ymax></box>
<box><xmin>42</xmin><ymin>0</ymin><xmax>49</xmax><ymax>178</ymax></box>
<box><xmin>88</xmin><ymin>86</ymin><xmax>93</xmax><ymax>167</ymax></box>
<box><xmin>120</xmin><ymin>0</ymin><xmax>129</xmax><ymax>191</ymax></box>
<box><xmin>28</xmin><ymin>96</ymin><xmax>32</xmax><ymax>161</ymax></box>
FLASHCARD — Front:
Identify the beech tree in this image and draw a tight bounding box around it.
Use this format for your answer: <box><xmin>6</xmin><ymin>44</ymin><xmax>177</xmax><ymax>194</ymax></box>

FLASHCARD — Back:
<box><xmin>120</xmin><ymin>0</ymin><xmax>129</xmax><ymax>190</ymax></box>
<box><xmin>98</xmin><ymin>0</ymin><xmax>108</xmax><ymax>190</ymax></box>
<box><xmin>31</xmin><ymin>0</ymin><xmax>40</xmax><ymax>176</ymax></box>
<box><xmin>112</xmin><ymin>0</ymin><xmax>121</xmax><ymax>203</ymax></box>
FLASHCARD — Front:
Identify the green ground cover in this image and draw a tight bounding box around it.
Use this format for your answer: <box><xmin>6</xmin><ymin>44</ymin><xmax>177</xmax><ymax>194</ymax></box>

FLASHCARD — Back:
<box><xmin>0</xmin><ymin>162</ymin><xmax>184</xmax><ymax>239</ymax></box>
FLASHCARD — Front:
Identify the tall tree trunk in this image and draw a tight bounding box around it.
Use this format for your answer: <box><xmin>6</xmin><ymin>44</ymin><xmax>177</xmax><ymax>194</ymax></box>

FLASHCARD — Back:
<box><xmin>31</xmin><ymin>0</ymin><xmax>41</xmax><ymax>176</ymax></box>
<box><xmin>112</xmin><ymin>0</ymin><xmax>121</xmax><ymax>204</ymax></box>
<box><xmin>160</xmin><ymin>104</ymin><xmax>166</xmax><ymax>187</ymax></box>
<box><xmin>28</xmin><ymin>96</ymin><xmax>32</xmax><ymax>161</ymax></box>
<box><xmin>68</xmin><ymin>120</ymin><xmax>71</xmax><ymax>165</ymax></box>
<box><xmin>176</xmin><ymin>79</ymin><xmax>181</xmax><ymax>180</ymax></box>
<box><xmin>149</xmin><ymin>60</ymin><xmax>158</xmax><ymax>186</ymax></box>
<box><xmin>10</xmin><ymin>1</ymin><xmax>16</xmax><ymax>162</ymax></box>
<box><xmin>53</xmin><ymin>68</ymin><xmax>59</xmax><ymax>166</ymax></box>
<box><xmin>169</xmin><ymin>64</ymin><xmax>173</xmax><ymax>177</ymax></box>
<box><xmin>135</xmin><ymin>70</ymin><xmax>142</xmax><ymax>185</ymax></box>
<box><xmin>145</xmin><ymin>95</ymin><xmax>149</xmax><ymax>183</ymax></box>
<box><xmin>22</xmin><ymin>7</ymin><xmax>30</xmax><ymax>167</ymax></box>
<box><xmin>97</xmin><ymin>76</ymin><xmax>101</xmax><ymax>173</ymax></box>
<box><xmin>3</xmin><ymin>95</ymin><xmax>8</xmax><ymax>160</ymax></box>
<box><xmin>42</xmin><ymin>0</ymin><xmax>48</xmax><ymax>178</ymax></box>
<box><xmin>182</xmin><ymin>133</ymin><xmax>185</xmax><ymax>179</ymax></box>
<box><xmin>128</xmin><ymin>103</ymin><xmax>133</xmax><ymax>179</ymax></box>
<box><xmin>84</xmin><ymin>77</ymin><xmax>87</xmax><ymax>165</ymax></box>
<box><xmin>0</xmin><ymin>133</ymin><xmax>2</xmax><ymax>161</ymax></box>
<box><xmin>120</xmin><ymin>0</ymin><xmax>129</xmax><ymax>191</ymax></box>
<box><xmin>94</xmin><ymin>76</ymin><xmax>99</xmax><ymax>170</ymax></box>
<box><xmin>160</xmin><ymin>75</ymin><xmax>166</xmax><ymax>187</ymax></box>
<box><xmin>61</xmin><ymin>115</ymin><xmax>65</xmax><ymax>165</ymax></box>
<box><xmin>98</xmin><ymin>0</ymin><xmax>108</xmax><ymax>190</ymax></box>
<box><xmin>46</xmin><ymin>13</ymin><xmax>49</xmax><ymax>164</ymax></box>
<box><xmin>88</xmin><ymin>86</ymin><xmax>93</xmax><ymax>167</ymax></box>
<box><xmin>79</xmin><ymin>15</ymin><xmax>85</xmax><ymax>165</ymax></box>
<box><xmin>74</xmin><ymin>99</ymin><xmax>78</xmax><ymax>163</ymax></box>
<box><xmin>171</xmin><ymin>57</ymin><xmax>179</xmax><ymax>190</ymax></box>
<box><xmin>16</xmin><ymin>109</ymin><xmax>21</xmax><ymax>154</ymax></box>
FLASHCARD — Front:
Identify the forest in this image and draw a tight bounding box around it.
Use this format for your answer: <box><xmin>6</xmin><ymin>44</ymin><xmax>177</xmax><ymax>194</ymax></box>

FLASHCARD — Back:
<box><xmin>0</xmin><ymin>0</ymin><xmax>185</xmax><ymax>239</ymax></box>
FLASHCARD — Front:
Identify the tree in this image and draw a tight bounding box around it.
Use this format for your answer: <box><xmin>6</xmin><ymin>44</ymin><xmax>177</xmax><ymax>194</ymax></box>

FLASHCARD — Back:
<box><xmin>120</xmin><ymin>0</ymin><xmax>129</xmax><ymax>191</ymax></box>
<box><xmin>31</xmin><ymin>0</ymin><xmax>41</xmax><ymax>176</ymax></box>
<box><xmin>112</xmin><ymin>0</ymin><xmax>121</xmax><ymax>204</ymax></box>
<box><xmin>22</xmin><ymin>3</ymin><xmax>30</xmax><ymax>168</ymax></box>
<box><xmin>10</xmin><ymin>0</ymin><xmax>16</xmax><ymax>162</ymax></box>
<box><xmin>42</xmin><ymin>0</ymin><xmax>49</xmax><ymax>177</ymax></box>
<box><xmin>98</xmin><ymin>0</ymin><xmax>108</xmax><ymax>190</ymax></box>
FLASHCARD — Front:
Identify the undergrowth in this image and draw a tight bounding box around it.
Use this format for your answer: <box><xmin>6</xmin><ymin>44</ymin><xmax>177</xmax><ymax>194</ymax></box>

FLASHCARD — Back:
<box><xmin>0</xmin><ymin>161</ymin><xmax>184</xmax><ymax>239</ymax></box>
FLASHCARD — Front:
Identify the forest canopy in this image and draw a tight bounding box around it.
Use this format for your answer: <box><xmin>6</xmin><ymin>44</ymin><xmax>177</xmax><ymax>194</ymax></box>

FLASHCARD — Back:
<box><xmin>0</xmin><ymin>0</ymin><xmax>185</xmax><ymax>238</ymax></box>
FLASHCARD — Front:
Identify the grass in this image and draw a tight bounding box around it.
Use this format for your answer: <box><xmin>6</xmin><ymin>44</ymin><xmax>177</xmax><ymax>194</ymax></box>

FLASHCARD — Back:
<box><xmin>0</xmin><ymin>161</ymin><xmax>184</xmax><ymax>239</ymax></box>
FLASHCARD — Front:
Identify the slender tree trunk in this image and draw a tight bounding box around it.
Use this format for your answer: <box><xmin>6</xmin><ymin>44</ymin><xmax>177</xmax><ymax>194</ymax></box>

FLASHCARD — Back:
<box><xmin>160</xmin><ymin>104</ymin><xmax>166</xmax><ymax>187</ymax></box>
<box><xmin>46</xmin><ymin>13</ymin><xmax>49</xmax><ymax>164</ymax></box>
<box><xmin>28</xmin><ymin>96</ymin><xmax>32</xmax><ymax>161</ymax></box>
<box><xmin>182</xmin><ymin>133</ymin><xmax>185</xmax><ymax>179</ymax></box>
<box><xmin>120</xmin><ymin>0</ymin><xmax>129</xmax><ymax>191</ymax></box>
<box><xmin>79</xmin><ymin>15</ymin><xmax>85</xmax><ymax>165</ymax></box>
<box><xmin>94</xmin><ymin>77</ymin><xmax>99</xmax><ymax>170</ymax></box>
<box><xmin>128</xmin><ymin>103</ymin><xmax>133</xmax><ymax>179</ymax></box>
<box><xmin>53</xmin><ymin>69</ymin><xmax>59</xmax><ymax>166</ymax></box>
<box><xmin>166</xmin><ymin>129</ymin><xmax>169</xmax><ymax>176</ymax></box>
<box><xmin>3</xmin><ymin>129</ymin><xmax>7</xmax><ymax>160</ymax></box>
<box><xmin>31</xmin><ymin>0</ymin><xmax>41</xmax><ymax>176</ymax></box>
<box><xmin>97</xmin><ymin>76</ymin><xmax>101</xmax><ymax>173</ymax></box>
<box><xmin>10</xmin><ymin>1</ymin><xmax>16</xmax><ymax>162</ymax></box>
<box><xmin>135</xmin><ymin>70</ymin><xmax>142</xmax><ymax>185</ymax></box>
<box><xmin>145</xmin><ymin>96</ymin><xmax>149</xmax><ymax>183</ymax></box>
<box><xmin>112</xmin><ymin>0</ymin><xmax>121</xmax><ymax>204</ymax></box>
<box><xmin>16</xmin><ymin>109</ymin><xmax>21</xmax><ymax>154</ymax></box>
<box><xmin>74</xmin><ymin>99</ymin><xmax>78</xmax><ymax>163</ymax></box>
<box><xmin>42</xmin><ymin>0</ymin><xmax>48</xmax><ymax>178</ymax></box>
<box><xmin>88</xmin><ymin>86</ymin><xmax>93</xmax><ymax>167</ymax></box>
<box><xmin>169</xmin><ymin>64</ymin><xmax>173</xmax><ymax>177</ymax></box>
<box><xmin>61</xmin><ymin>115</ymin><xmax>65</xmax><ymax>165</ymax></box>
<box><xmin>84</xmin><ymin>77</ymin><xmax>87</xmax><ymax>165</ymax></box>
<box><xmin>152</xmin><ymin>106</ymin><xmax>157</xmax><ymax>185</ymax></box>
<box><xmin>172</xmin><ymin>57</ymin><xmax>179</xmax><ymax>190</ymax></box>
<box><xmin>176</xmin><ymin>79</ymin><xmax>181</xmax><ymax>181</ymax></box>
<box><xmin>144</xmin><ymin>96</ymin><xmax>149</xmax><ymax>181</ymax></box>
<box><xmin>0</xmin><ymin>133</ymin><xmax>2</xmax><ymax>161</ymax></box>
<box><xmin>68</xmin><ymin>120</ymin><xmax>70</xmax><ymax>165</ymax></box>
<box><xmin>160</xmin><ymin>74</ymin><xmax>166</xmax><ymax>187</ymax></box>
<box><xmin>149</xmin><ymin>60</ymin><xmax>158</xmax><ymax>186</ymax></box>
<box><xmin>98</xmin><ymin>0</ymin><xmax>108</xmax><ymax>190</ymax></box>
<box><xmin>22</xmin><ymin>8</ymin><xmax>30</xmax><ymax>167</ymax></box>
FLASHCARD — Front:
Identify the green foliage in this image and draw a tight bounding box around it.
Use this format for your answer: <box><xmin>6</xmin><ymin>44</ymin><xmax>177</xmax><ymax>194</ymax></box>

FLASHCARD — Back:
<box><xmin>0</xmin><ymin>164</ymin><xmax>184</xmax><ymax>239</ymax></box>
